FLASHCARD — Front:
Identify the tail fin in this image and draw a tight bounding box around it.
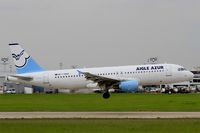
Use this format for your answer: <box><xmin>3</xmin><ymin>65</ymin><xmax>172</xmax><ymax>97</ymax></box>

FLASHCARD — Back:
<box><xmin>9</xmin><ymin>43</ymin><xmax>45</xmax><ymax>74</ymax></box>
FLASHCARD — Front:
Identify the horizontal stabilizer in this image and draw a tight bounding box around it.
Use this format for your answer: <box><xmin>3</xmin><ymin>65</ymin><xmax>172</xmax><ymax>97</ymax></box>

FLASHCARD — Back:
<box><xmin>9</xmin><ymin>75</ymin><xmax>33</xmax><ymax>81</ymax></box>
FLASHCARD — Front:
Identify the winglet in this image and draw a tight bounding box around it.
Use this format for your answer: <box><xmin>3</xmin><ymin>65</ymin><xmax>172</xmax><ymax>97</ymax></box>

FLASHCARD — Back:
<box><xmin>77</xmin><ymin>70</ymin><xmax>84</xmax><ymax>75</ymax></box>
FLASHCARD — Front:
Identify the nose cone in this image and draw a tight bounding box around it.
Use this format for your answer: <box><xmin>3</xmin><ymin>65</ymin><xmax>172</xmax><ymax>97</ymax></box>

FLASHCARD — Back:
<box><xmin>187</xmin><ymin>71</ymin><xmax>194</xmax><ymax>80</ymax></box>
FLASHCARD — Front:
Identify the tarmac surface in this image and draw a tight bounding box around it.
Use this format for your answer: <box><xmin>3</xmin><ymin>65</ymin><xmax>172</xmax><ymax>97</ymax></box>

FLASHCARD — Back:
<box><xmin>0</xmin><ymin>112</ymin><xmax>200</xmax><ymax>119</ymax></box>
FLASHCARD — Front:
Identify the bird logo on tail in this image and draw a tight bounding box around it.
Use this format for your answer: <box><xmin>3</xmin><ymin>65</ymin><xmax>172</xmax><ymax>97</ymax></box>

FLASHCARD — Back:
<box><xmin>12</xmin><ymin>49</ymin><xmax>30</xmax><ymax>68</ymax></box>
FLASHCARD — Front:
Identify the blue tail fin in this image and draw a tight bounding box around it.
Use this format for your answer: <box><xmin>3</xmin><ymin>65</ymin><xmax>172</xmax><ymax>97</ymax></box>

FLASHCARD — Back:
<box><xmin>9</xmin><ymin>43</ymin><xmax>45</xmax><ymax>74</ymax></box>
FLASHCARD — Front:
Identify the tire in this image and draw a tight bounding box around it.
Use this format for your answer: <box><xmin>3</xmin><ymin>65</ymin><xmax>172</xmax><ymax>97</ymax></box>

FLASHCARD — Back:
<box><xmin>103</xmin><ymin>92</ymin><xmax>110</xmax><ymax>99</ymax></box>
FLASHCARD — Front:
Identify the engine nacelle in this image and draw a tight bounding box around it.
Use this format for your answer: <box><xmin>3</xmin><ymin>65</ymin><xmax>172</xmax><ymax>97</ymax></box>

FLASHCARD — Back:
<box><xmin>119</xmin><ymin>80</ymin><xmax>139</xmax><ymax>92</ymax></box>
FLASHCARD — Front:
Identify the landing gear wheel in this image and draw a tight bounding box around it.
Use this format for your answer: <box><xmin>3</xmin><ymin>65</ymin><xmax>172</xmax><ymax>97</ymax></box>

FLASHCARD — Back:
<box><xmin>103</xmin><ymin>92</ymin><xmax>110</xmax><ymax>99</ymax></box>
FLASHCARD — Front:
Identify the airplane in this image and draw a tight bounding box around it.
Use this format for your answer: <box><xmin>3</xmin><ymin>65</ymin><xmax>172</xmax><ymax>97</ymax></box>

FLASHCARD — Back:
<box><xmin>7</xmin><ymin>43</ymin><xmax>194</xmax><ymax>99</ymax></box>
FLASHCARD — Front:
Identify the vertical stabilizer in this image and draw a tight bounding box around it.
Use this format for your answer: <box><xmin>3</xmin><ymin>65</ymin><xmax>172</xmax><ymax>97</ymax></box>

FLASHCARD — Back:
<box><xmin>9</xmin><ymin>43</ymin><xmax>45</xmax><ymax>74</ymax></box>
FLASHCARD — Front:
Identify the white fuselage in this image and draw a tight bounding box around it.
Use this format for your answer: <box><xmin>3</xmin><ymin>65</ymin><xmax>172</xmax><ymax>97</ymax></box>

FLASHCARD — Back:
<box><xmin>9</xmin><ymin>64</ymin><xmax>194</xmax><ymax>90</ymax></box>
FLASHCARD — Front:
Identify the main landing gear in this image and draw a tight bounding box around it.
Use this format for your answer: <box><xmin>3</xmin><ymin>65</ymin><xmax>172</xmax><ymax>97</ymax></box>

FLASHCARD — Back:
<box><xmin>103</xmin><ymin>90</ymin><xmax>110</xmax><ymax>99</ymax></box>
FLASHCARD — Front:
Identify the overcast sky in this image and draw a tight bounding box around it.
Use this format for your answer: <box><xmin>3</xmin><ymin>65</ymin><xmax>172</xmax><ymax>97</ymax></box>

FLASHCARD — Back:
<box><xmin>0</xmin><ymin>0</ymin><xmax>200</xmax><ymax>71</ymax></box>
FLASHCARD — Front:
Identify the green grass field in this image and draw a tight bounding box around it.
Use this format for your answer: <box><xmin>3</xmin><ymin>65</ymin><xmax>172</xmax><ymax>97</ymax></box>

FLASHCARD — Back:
<box><xmin>0</xmin><ymin>93</ymin><xmax>200</xmax><ymax>112</ymax></box>
<box><xmin>0</xmin><ymin>119</ymin><xmax>199</xmax><ymax>133</ymax></box>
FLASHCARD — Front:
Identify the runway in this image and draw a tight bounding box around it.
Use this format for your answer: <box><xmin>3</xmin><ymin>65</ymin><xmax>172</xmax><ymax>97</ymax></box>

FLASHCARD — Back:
<box><xmin>0</xmin><ymin>112</ymin><xmax>200</xmax><ymax>119</ymax></box>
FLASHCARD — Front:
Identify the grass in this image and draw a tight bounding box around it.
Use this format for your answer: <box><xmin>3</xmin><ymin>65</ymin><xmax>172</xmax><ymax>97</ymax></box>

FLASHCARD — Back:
<box><xmin>0</xmin><ymin>119</ymin><xmax>199</xmax><ymax>133</ymax></box>
<box><xmin>0</xmin><ymin>93</ymin><xmax>200</xmax><ymax>112</ymax></box>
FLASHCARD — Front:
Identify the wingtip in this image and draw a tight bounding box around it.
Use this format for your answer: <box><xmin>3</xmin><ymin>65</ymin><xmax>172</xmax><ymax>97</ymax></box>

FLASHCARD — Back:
<box><xmin>77</xmin><ymin>70</ymin><xmax>84</xmax><ymax>75</ymax></box>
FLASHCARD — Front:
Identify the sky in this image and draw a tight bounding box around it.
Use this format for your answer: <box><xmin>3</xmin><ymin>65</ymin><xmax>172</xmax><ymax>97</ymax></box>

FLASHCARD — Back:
<box><xmin>0</xmin><ymin>0</ymin><xmax>200</xmax><ymax>71</ymax></box>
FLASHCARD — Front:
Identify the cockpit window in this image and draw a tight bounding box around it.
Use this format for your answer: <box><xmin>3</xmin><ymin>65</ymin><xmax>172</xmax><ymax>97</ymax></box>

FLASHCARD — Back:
<box><xmin>178</xmin><ymin>68</ymin><xmax>187</xmax><ymax>71</ymax></box>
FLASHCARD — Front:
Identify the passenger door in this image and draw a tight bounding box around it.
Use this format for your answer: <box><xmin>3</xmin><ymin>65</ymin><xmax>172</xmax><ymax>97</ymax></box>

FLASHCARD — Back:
<box><xmin>166</xmin><ymin>65</ymin><xmax>172</xmax><ymax>77</ymax></box>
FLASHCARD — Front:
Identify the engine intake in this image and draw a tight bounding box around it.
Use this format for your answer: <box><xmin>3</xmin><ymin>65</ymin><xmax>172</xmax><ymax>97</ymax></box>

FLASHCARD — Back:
<box><xmin>119</xmin><ymin>80</ymin><xmax>139</xmax><ymax>92</ymax></box>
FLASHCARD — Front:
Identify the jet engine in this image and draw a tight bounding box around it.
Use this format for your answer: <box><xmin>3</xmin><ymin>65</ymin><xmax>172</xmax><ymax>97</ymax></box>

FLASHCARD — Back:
<box><xmin>119</xmin><ymin>80</ymin><xmax>139</xmax><ymax>92</ymax></box>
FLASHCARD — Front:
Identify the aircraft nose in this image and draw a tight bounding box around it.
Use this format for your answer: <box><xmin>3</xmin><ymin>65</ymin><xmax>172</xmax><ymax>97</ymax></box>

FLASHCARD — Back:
<box><xmin>187</xmin><ymin>71</ymin><xmax>194</xmax><ymax>80</ymax></box>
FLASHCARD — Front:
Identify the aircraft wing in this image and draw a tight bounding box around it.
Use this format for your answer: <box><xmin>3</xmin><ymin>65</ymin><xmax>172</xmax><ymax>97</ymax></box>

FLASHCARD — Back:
<box><xmin>78</xmin><ymin>70</ymin><xmax>121</xmax><ymax>87</ymax></box>
<box><xmin>9</xmin><ymin>75</ymin><xmax>33</xmax><ymax>81</ymax></box>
